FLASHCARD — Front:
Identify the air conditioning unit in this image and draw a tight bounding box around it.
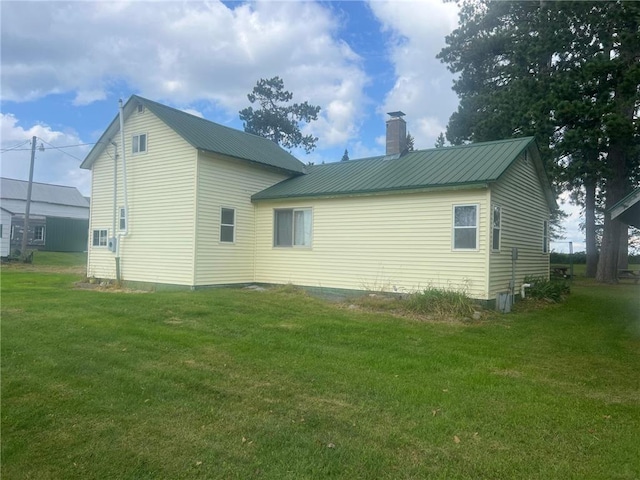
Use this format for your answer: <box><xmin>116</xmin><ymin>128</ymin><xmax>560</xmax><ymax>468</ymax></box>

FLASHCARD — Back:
<box><xmin>108</xmin><ymin>237</ymin><xmax>117</xmax><ymax>252</ymax></box>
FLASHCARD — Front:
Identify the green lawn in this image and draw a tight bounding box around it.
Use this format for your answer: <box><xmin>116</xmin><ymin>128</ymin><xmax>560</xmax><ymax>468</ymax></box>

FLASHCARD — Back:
<box><xmin>2</xmin><ymin>259</ymin><xmax>639</xmax><ymax>479</ymax></box>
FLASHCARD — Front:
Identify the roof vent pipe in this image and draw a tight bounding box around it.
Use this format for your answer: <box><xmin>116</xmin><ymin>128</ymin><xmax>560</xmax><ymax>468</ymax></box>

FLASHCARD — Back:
<box><xmin>386</xmin><ymin>111</ymin><xmax>407</xmax><ymax>156</ymax></box>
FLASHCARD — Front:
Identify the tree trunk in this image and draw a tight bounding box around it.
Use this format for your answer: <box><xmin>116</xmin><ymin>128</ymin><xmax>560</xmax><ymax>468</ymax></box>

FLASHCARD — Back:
<box><xmin>596</xmin><ymin>145</ymin><xmax>627</xmax><ymax>283</ymax></box>
<box><xmin>584</xmin><ymin>178</ymin><xmax>598</xmax><ymax>277</ymax></box>
<box><xmin>618</xmin><ymin>225</ymin><xmax>629</xmax><ymax>270</ymax></box>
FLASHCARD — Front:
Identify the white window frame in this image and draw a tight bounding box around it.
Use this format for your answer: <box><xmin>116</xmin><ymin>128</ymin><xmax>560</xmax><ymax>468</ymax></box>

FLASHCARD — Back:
<box><xmin>492</xmin><ymin>205</ymin><xmax>502</xmax><ymax>252</ymax></box>
<box><xmin>119</xmin><ymin>207</ymin><xmax>127</xmax><ymax>231</ymax></box>
<box><xmin>452</xmin><ymin>204</ymin><xmax>479</xmax><ymax>251</ymax></box>
<box><xmin>220</xmin><ymin>207</ymin><xmax>236</xmax><ymax>243</ymax></box>
<box><xmin>132</xmin><ymin>133</ymin><xmax>147</xmax><ymax>154</ymax></box>
<box><xmin>273</xmin><ymin>208</ymin><xmax>312</xmax><ymax>248</ymax></box>
<box><xmin>92</xmin><ymin>229</ymin><xmax>108</xmax><ymax>247</ymax></box>
<box><xmin>543</xmin><ymin>220</ymin><xmax>549</xmax><ymax>253</ymax></box>
<box><xmin>34</xmin><ymin>225</ymin><xmax>45</xmax><ymax>242</ymax></box>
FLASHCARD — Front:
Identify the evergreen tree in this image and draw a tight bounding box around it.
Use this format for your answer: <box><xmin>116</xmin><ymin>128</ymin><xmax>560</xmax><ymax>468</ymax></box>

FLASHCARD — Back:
<box><xmin>406</xmin><ymin>132</ymin><xmax>415</xmax><ymax>152</ymax></box>
<box><xmin>435</xmin><ymin>133</ymin><xmax>446</xmax><ymax>148</ymax></box>
<box><xmin>438</xmin><ymin>0</ymin><xmax>640</xmax><ymax>282</ymax></box>
<box><xmin>341</xmin><ymin>149</ymin><xmax>349</xmax><ymax>162</ymax></box>
<box><xmin>239</xmin><ymin>77</ymin><xmax>321</xmax><ymax>153</ymax></box>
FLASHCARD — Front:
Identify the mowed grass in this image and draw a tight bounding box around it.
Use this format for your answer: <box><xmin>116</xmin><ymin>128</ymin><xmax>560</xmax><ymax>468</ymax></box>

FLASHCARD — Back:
<box><xmin>2</xmin><ymin>257</ymin><xmax>639</xmax><ymax>479</ymax></box>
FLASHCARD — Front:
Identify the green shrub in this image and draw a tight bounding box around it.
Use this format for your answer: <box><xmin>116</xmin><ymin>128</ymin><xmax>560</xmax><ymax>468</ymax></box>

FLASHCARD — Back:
<box><xmin>523</xmin><ymin>275</ymin><xmax>570</xmax><ymax>303</ymax></box>
<box><xmin>404</xmin><ymin>287</ymin><xmax>476</xmax><ymax>318</ymax></box>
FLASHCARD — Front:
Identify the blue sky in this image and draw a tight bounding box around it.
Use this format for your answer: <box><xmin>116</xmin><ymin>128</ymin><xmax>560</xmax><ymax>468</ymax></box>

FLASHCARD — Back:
<box><xmin>0</xmin><ymin>0</ymin><xmax>582</xmax><ymax>252</ymax></box>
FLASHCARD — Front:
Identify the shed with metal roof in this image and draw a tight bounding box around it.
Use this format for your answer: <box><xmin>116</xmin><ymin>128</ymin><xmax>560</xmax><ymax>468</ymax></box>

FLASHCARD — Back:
<box><xmin>0</xmin><ymin>177</ymin><xmax>90</xmax><ymax>254</ymax></box>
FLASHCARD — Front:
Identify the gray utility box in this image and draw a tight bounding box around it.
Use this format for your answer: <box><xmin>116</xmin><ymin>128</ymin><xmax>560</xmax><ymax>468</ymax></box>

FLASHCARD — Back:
<box><xmin>496</xmin><ymin>292</ymin><xmax>513</xmax><ymax>313</ymax></box>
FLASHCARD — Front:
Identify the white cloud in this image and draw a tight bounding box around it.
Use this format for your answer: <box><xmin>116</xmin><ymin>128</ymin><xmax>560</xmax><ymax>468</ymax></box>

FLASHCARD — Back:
<box><xmin>1</xmin><ymin>114</ymin><xmax>91</xmax><ymax>196</ymax></box>
<box><xmin>368</xmin><ymin>0</ymin><xmax>460</xmax><ymax>149</ymax></box>
<box><xmin>1</xmin><ymin>0</ymin><xmax>369</xmax><ymax>148</ymax></box>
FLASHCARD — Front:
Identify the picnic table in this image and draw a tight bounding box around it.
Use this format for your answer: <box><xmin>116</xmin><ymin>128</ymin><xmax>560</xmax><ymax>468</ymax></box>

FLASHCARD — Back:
<box><xmin>552</xmin><ymin>266</ymin><xmax>570</xmax><ymax>278</ymax></box>
<box><xmin>618</xmin><ymin>269</ymin><xmax>640</xmax><ymax>283</ymax></box>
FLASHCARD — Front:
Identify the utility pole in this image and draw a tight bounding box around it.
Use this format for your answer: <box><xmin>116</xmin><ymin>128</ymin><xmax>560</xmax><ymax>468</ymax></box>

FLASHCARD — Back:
<box><xmin>20</xmin><ymin>136</ymin><xmax>37</xmax><ymax>262</ymax></box>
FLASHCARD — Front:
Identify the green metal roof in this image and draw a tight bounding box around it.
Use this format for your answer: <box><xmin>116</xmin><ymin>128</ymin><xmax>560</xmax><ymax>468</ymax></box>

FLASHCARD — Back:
<box><xmin>253</xmin><ymin>137</ymin><xmax>548</xmax><ymax>201</ymax></box>
<box><xmin>81</xmin><ymin>95</ymin><xmax>306</xmax><ymax>175</ymax></box>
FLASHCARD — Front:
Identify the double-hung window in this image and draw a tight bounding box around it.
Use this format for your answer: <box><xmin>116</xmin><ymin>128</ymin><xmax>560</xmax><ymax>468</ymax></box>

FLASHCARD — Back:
<box><xmin>542</xmin><ymin>220</ymin><xmax>549</xmax><ymax>253</ymax></box>
<box><xmin>220</xmin><ymin>207</ymin><xmax>235</xmax><ymax>243</ymax></box>
<box><xmin>119</xmin><ymin>207</ymin><xmax>127</xmax><ymax>231</ymax></box>
<box><xmin>492</xmin><ymin>205</ymin><xmax>501</xmax><ymax>251</ymax></box>
<box><xmin>34</xmin><ymin>225</ymin><xmax>45</xmax><ymax>242</ymax></box>
<box><xmin>92</xmin><ymin>229</ymin><xmax>108</xmax><ymax>247</ymax></box>
<box><xmin>274</xmin><ymin>208</ymin><xmax>312</xmax><ymax>247</ymax></box>
<box><xmin>453</xmin><ymin>205</ymin><xmax>478</xmax><ymax>250</ymax></box>
<box><xmin>132</xmin><ymin>133</ymin><xmax>147</xmax><ymax>154</ymax></box>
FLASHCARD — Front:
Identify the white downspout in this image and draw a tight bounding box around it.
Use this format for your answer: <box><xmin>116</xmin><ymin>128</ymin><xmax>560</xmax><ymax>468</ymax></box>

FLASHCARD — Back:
<box><xmin>119</xmin><ymin>99</ymin><xmax>129</xmax><ymax>237</ymax></box>
<box><xmin>111</xmin><ymin>140</ymin><xmax>118</xmax><ymax>247</ymax></box>
<box><xmin>521</xmin><ymin>283</ymin><xmax>532</xmax><ymax>299</ymax></box>
<box><xmin>116</xmin><ymin>99</ymin><xmax>129</xmax><ymax>282</ymax></box>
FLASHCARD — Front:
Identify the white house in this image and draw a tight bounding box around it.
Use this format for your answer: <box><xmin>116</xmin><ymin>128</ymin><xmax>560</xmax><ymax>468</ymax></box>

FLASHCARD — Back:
<box><xmin>1</xmin><ymin>207</ymin><xmax>11</xmax><ymax>257</ymax></box>
<box><xmin>81</xmin><ymin>95</ymin><xmax>556</xmax><ymax>300</ymax></box>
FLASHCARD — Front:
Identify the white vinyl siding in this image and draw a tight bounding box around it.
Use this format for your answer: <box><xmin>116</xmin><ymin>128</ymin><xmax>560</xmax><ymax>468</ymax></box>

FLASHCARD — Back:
<box><xmin>194</xmin><ymin>153</ymin><xmax>289</xmax><ymax>285</ymax></box>
<box><xmin>255</xmin><ymin>189</ymin><xmax>489</xmax><ymax>299</ymax></box>
<box><xmin>0</xmin><ymin>209</ymin><xmax>11</xmax><ymax>257</ymax></box>
<box><xmin>488</xmin><ymin>152</ymin><xmax>551</xmax><ymax>298</ymax></box>
<box><xmin>87</xmin><ymin>110</ymin><xmax>196</xmax><ymax>284</ymax></box>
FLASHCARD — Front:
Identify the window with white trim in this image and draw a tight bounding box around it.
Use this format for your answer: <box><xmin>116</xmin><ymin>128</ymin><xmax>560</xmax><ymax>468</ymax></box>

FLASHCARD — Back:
<box><xmin>543</xmin><ymin>220</ymin><xmax>549</xmax><ymax>253</ymax></box>
<box><xmin>492</xmin><ymin>205</ymin><xmax>501</xmax><ymax>251</ymax></box>
<box><xmin>132</xmin><ymin>133</ymin><xmax>147</xmax><ymax>154</ymax></box>
<box><xmin>453</xmin><ymin>205</ymin><xmax>478</xmax><ymax>250</ymax></box>
<box><xmin>92</xmin><ymin>229</ymin><xmax>108</xmax><ymax>247</ymax></box>
<box><xmin>119</xmin><ymin>207</ymin><xmax>127</xmax><ymax>231</ymax></box>
<box><xmin>274</xmin><ymin>208</ymin><xmax>312</xmax><ymax>247</ymax></box>
<box><xmin>34</xmin><ymin>225</ymin><xmax>45</xmax><ymax>242</ymax></box>
<box><xmin>220</xmin><ymin>207</ymin><xmax>235</xmax><ymax>243</ymax></box>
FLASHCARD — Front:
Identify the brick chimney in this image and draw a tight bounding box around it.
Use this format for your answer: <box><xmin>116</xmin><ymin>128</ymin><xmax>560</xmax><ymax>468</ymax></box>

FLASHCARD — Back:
<box><xmin>386</xmin><ymin>111</ymin><xmax>407</xmax><ymax>156</ymax></box>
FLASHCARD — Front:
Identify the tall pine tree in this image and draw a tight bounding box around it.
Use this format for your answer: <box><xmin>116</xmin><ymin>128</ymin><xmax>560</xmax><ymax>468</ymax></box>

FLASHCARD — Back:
<box><xmin>438</xmin><ymin>0</ymin><xmax>640</xmax><ymax>282</ymax></box>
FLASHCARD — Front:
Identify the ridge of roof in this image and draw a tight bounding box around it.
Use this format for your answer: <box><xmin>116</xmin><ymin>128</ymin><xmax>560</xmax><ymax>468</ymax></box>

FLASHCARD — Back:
<box><xmin>81</xmin><ymin>95</ymin><xmax>306</xmax><ymax>175</ymax></box>
<box><xmin>308</xmin><ymin>136</ymin><xmax>537</xmax><ymax>169</ymax></box>
<box><xmin>253</xmin><ymin>136</ymin><xmax>539</xmax><ymax>201</ymax></box>
<box><xmin>1</xmin><ymin>177</ymin><xmax>89</xmax><ymax>207</ymax></box>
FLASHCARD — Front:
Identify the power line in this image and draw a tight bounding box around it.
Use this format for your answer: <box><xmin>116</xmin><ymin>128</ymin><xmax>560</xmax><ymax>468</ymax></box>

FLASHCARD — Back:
<box><xmin>0</xmin><ymin>139</ymin><xmax>31</xmax><ymax>153</ymax></box>
<box><xmin>37</xmin><ymin>138</ymin><xmax>85</xmax><ymax>162</ymax></box>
